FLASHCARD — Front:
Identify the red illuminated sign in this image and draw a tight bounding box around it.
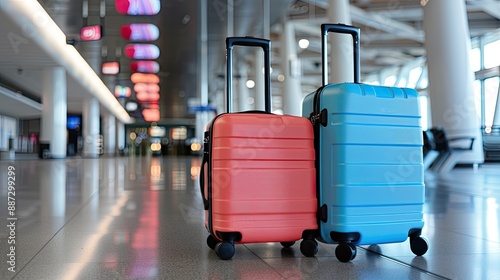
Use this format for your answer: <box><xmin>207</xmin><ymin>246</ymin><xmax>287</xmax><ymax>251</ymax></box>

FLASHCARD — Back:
<box><xmin>81</xmin><ymin>25</ymin><xmax>102</xmax><ymax>41</ymax></box>
<box><xmin>136</xmin><ymin>92</ymin><xmax>160</xmax><ymax>102</ymax></box>
<box><xmin>134</xmin><ymin>83</ymin><xmax>160</xmax><ymax>93</ymax></box>
<box><xmin>120</xmin><ymin>24</ymin><xmax>159</xmax><ymax>41</ymax></box>
<box><xmin>131</xmin><ymin>73</ymin><xmax>160</xmax><ymax>84</ymax></box>
<box><xmin>130</xmin><ymin>61</ymin><xmax>160</xmax><ymax>73</ymax></box>
<box><xmin>115</xmin><ymin>0</ymin><xmax>161</xmax><ymax>15</ymax></box>
<box><xmin>124</xmin><ymin>44</ymin><xmax>160</xmax><ymax>60</ymax></box>
<box><xmin>142</xmin><ymin>109</ymin><xmax>160</xmax><ymax>122</ymax></box>
<box><xmin>102</xmin><ymin>62</ymin><xmax>120</xmax><ymax>75</ymax></box>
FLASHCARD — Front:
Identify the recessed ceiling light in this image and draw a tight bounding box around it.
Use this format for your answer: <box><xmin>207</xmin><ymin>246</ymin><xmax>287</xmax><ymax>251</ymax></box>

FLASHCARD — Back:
<box><xmin>298</xmin><ymin>39</ymin><xmax>309</xmax><ymax>49</ymax></box>
<box><xmin>246</xmin><ymin>80</ymin><xmax>255</xmax><ymax>88</ymax></box>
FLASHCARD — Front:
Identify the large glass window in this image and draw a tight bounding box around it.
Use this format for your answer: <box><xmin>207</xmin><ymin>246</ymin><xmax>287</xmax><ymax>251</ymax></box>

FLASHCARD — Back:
<box><xmin>363</xmin><ymin>74</ymin><xmax>380</xmax><ymax>85</ymax></box>
<box><xmin>419</xmin><ymin>95</ymin><xmax>429</xmax><ymax>131</ymax></box>
<box><xmin>470</xmin><ymin>48</ymin><xmax>481</xmax><ymax>72</ymax></box>
<box><xmin>484</xmin><ymin>40</ymin><xmax>500</xmax><ymax>69</ymax></box>
<box><xmin>418</xmin><ymin>70</ymin><xmax>428</xmax><ymax>89</ymax></box>
<box><xmin>484</xmin><ymin>77</ymin><xmax>499</xmax><ymax>129</ymax></box>
<box><xmin>383</xmin><ymin>75</ymin><xmax>397</xmax><ymax>87</ymax></box>
<box><xmin>396</xmin><ymin>77</ymin><xmax>407</xmax><ymax>87</ymax></box>
<box><xmin>366</xmin><ymin>80</ymin><xmax>380</xmax><ymax>86</ymax></box>
<box><xmin>407</xmin><ymin>67</ymin><xmax>423</xmax><ymax>89</ymax></box>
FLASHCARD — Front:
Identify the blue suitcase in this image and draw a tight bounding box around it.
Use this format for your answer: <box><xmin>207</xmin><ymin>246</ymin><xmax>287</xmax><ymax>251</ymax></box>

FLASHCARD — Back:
<box><xmin>302</xmin><ymin>24</ymin><xmax>428</xmax><ymax>262</ymax></box>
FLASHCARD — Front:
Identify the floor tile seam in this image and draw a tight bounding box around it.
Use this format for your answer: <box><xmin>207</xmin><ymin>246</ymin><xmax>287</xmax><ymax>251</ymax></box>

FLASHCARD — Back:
<box><xmin>242</xmin><ymin>244</ymin><xmax>295</xmax><ymax>279</ymax></box>
<box><xmin>11</xmin><ymin>187</ymin><xmax>104</xmax><ymax>279</ymax></box>
<box><xmin>437</xmin><ymin>177</ymin><xmax>500</xmax><ymax>186</ymax></box>
<box><xmin>358</xmin><ymin>246</ymin><xmax>452</xmax><ymax>280</ymax></box>
<box><xmin>439</xmin><ymin>182</ymin><xmax>500</xmax><ymax>195</ymax></box>
<box><xmin>440</xmin><ymin>228</ymin><xmax>500</xmax><ymax>246</ymax></box>
<box><xmin>419</xmin><ymin>226</ymin><xmax>500</xmax><ymax>245</ymax></box>
<box><xmin>426</xmin><ymin>175</ymin><xmax>500</xmax><ymax>183</ymax></box>
<box><xmin>428</xmin><ymin>183</ymin><xmax>500</xmax><ymax>200</ymax></box>
<box><xmin>448</xmin><ymin>171</ymin><xmax>500</xmax><ymax>176</ymax></box>
<box><xmin>449</xmin><ymin>171</ymin><xmax>500</xmax><ymax>176</ymax></box>
<box><xmin>254</xmin><ymin>253</ymin><xmax>452</xmax><ymax>279</ymax></box>
<box><xmin>97</xmin><ymin>180</ymin><xmax>124</xmax><ymax>189</ymax></box>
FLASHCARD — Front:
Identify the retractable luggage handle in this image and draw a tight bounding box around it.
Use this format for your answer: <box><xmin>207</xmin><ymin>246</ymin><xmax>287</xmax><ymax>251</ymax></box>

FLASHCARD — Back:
<box><xmin>310</xmin><ymin>24</ymin><xmax>361</xmax><ymax>126</ymax></box>
<box><xmin>226</xmin><ymin>37</ymin><xmax>272</xmax><ymax>113</ymax></box>
<box><xmin>199</xmin><ymin>37</ymin><xmax>272</xmax><ymax>209</ymax></box>
<box><xmin>321</xmin><ymin>24</ymin><xmax>361</xmax><ymax>85</ymax></box>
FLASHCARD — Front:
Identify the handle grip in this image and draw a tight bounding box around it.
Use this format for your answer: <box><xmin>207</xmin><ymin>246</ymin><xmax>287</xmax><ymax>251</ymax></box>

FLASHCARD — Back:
<box><xmin>226</xmin><ymin>37</ymin><xmax>271</xmax><ymax>113</ymax></box>
<box><xmin>199</xmin><ymin>130</ymin><xmax>210</xmax><ymax>210</ymax></box>
<box><xmin>199</xmin><ymin>150</ymin><xmax>209</xmax><ymax>210</ymax></box>
<box><xmin>321</xmin><ymin>23</ymin><xmax>361</xmax><ymax>85</ymax></box>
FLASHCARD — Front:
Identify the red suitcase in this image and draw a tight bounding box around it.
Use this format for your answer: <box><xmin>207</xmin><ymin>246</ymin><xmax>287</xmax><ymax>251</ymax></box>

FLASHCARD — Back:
<box><xmin>200</xmin><ymin>37</ymin><xmax>318</xmax><ymax>260</ymax></box>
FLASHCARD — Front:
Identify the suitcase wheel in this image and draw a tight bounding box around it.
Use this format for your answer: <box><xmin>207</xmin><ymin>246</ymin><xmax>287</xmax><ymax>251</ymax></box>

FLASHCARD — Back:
<box><xmin>207</xmin><ymin>235</ymin><xmax>218</xmax><ymax>250</ymax></box>
<box><xmin>335</xmin><ymin>243</ymin><xmax>356</xmax><ymax>262</ymax></box>
<box><xmin>280</xmin><ymin>241</ymin><xmax>296</xmax><ymax>248</ymax></box>
<box><xmin>410</xmin><ymin>236</ymin><xmax>428</xmax><ymax>256</ymax></box>
<box><xmin>215</xmin><ymin>241</ymin><xmax>235</xmax><ymax>260</ymax></box>
<box><xmin>300</xmin><ymin>239</ymin><xmax>319</xmax><ymax>257</ymax></box>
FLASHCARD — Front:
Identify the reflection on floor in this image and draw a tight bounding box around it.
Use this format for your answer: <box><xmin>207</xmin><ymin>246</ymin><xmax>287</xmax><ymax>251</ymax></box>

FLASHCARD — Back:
<box><xmin>0</xmin><ymin>156</ymin><xmax>499</xmax><ymax>279</ymax></box>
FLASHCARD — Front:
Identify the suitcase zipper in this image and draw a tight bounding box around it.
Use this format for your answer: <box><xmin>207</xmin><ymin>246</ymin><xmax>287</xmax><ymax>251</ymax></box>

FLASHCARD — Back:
<box><xmin>310</xmin><ymin>86</ymin><xmax>329</xmax><ymax>224</ymax></box>
<box><xmin>310</xmin><ymin>108</ymin><xmax>328</xmax><ymax>127</ymax></box>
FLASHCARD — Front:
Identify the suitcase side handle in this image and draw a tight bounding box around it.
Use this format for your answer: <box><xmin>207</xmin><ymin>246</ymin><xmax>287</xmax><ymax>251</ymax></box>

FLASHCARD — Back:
<box><xmin>321</xmin><ymin>23</ymin><xmax>361</xmax><ymax>85</ymax></box>
<box><xmin>199</xmin><ymin>130</ymin><xmax>210</xmax><ymax>210</ymax></box>
<box><xmin>199</xmin><ymin>148</ymin><xmax>209</xmax><ymax>210</ymax></box>
<box><xmin>226</xmin><ymin>37</ymin><xmax>271</xmax><ymax>113</ymax></box>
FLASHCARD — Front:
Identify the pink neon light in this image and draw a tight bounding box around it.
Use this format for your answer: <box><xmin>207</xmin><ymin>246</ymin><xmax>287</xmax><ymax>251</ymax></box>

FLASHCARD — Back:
<box><xmin>136</xmin><ymin>92</ymin><xmax>160</xmax><ymax>102</ymax></box>
<box><xmin>115</xmin><ymin>0</ymin><xmax>161</xmax><ymax>15</ymax></box>
<box><xmin>130</xmin><ymin>61</ymin><xmax>160</xmax><ymax>73</ymax></box>
<box><xmin>124</xmin><ymin>44</ymin><xmax>160</xmax><ymax>60</ymax></box>
<box><xmin>134</xmin><ymin>83</ymin><xmax>160</xmax><ymax>93</ymax></box>
<box><xmin>121</xmin><ymin>24</ymin><xmax>159</xmax><ymax>41</ymax></box>
<box><xmin>81</xmin><ymin>25</ymin><xmax>102</xmax><ymax>41</ymax></box>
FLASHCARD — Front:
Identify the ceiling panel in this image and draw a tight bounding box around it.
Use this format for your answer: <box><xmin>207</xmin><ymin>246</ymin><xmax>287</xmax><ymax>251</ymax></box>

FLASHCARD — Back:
<box><xmin>0</xmin><ymin>0</ymin><xmax>499</xmax><ymax>121</ymax></box>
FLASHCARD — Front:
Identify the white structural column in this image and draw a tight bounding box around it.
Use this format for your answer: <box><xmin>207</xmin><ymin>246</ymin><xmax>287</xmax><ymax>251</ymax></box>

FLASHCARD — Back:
<box><xmin>82</xmin><ymin>97</ymin><xmax>100</xmax><ymax>157</ymax></box>
<box><xmin>102</xmin><ymin>75</ymin><xmax>116</xmax><ymax>155</ymax></box>
<box><xmin>238</xmin><ymin>64</ymin><xmax>250</xmax><ymax>111</ymax></box>
<box><xmin>103</xmin><ymin>113</ymin><xmax>116</xmax><ymax>155</ymax></box>
<box><xmin>116</xmin><ymin>121</ymin><xmax>125</xmax><ymax>154</ymax></box>
<box><xmin>253</xmin><ymin>0</ymin><xmax>270</xmax><ymax>111</ymax></box>
<box><xmin>254</xmin><ymin>50</ymin><xmax>266</xmax><ymax>111</ymax></box>
<box><xmin>40</xmin><ymin>66</ymin><xmax>67</xmax><ymax>159</ymax></box>
<box><xmin>423</xmin><ymin>0</ymin><xmax>484</xmax><ymax>165</ymax></box>
<box><xmin>80</xmin><ymin>41</ymin><xmax>102</xmax><ymax>158</ymax></box>
<box><xmin>280</xmin><ymin>21</ymin><xmax>302</xmax><ymax>116</ymax></box>
<box><xmin>195</xmin><ymin>0</ymin><xmax>210</xmax><ymax>143</ymax></box>
<box><xmin>327</xmin><ymin>0</ymin><xmax>353</xmax><ymax>84</ymax></box>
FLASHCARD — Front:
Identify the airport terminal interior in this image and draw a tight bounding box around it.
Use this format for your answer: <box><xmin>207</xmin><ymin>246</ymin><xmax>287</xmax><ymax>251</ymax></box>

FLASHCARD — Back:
<box><xmin>1</xmin><ymin>0</ymin><xmax>500</xmax><ymax>279</ymax></box>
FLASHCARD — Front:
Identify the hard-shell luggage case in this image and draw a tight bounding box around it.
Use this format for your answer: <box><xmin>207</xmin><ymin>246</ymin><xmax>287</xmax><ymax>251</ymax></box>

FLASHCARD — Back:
<box><xmin>302</xmin><ymin>24</ymin><xmax>428</xmax><ymax>262</ymax></box>
<box><xmin>200</xmin><ymin>37</ymin><xmax>318</xmax><ymax>260</ymax></box>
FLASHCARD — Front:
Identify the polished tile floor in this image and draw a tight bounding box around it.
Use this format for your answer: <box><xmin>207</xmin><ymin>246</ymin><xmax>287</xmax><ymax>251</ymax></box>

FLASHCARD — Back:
<box><xmin>0</xmin><ymin>156</ymin><xmax>499</xmax><ymax>280</ymax></box>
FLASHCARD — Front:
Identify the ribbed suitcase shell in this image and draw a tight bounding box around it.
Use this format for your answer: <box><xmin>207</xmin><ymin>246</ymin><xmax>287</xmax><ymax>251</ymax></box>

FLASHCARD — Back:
<box><xmin>303</xmin><ymin>83</ymin><xmax>425</xmax><ymax>245</ymax></box>
<box><xmin>205</xmin><ymin>113</ymin><xmax>318</xmax><ymax>243</ymax></box>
